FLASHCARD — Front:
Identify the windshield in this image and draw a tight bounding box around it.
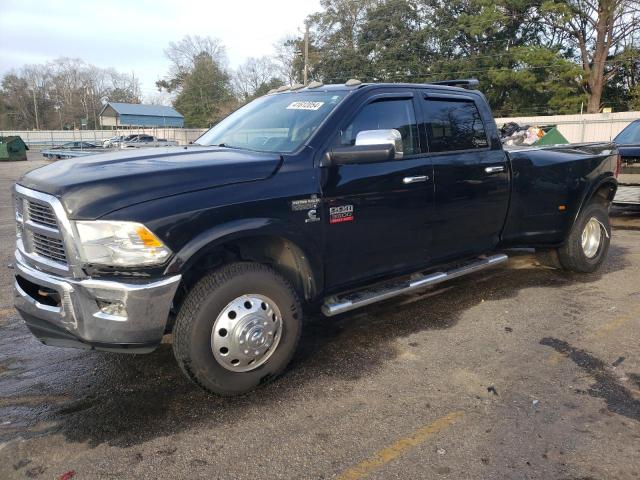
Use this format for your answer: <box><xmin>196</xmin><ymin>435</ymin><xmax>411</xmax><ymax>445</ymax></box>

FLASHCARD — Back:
<box><xmin>196</xmin><ymin>91</ymin><xmax>347</xmax><ymax>153</ymax></box>
<box><xmin>615</xmin><ymin>121</ymin><xmax>640</xmax><ymax>145</ymax></box>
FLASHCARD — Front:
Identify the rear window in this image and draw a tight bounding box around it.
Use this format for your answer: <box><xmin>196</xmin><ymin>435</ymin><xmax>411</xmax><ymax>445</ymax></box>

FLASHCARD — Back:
<box><xmin>615</xmin><ymin>121</ymin><xmax>640</xmax><ymax>145</ymax></box>
<box><xmin>423</xmin><ymin>99</ymin><xmax>489</xmax><ymax>152</ymax></box>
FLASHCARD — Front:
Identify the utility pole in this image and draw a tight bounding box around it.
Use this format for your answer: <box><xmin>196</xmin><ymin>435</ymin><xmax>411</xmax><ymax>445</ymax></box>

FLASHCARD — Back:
<box><xmin>32</xmin><ymin>87</ymin><xmax>39</xmax><ymax>130</ymax></box>
<box><xmin>303</xmin><ymin>21</ymin><xmax>309</xmax><ymax>84</ymax></box>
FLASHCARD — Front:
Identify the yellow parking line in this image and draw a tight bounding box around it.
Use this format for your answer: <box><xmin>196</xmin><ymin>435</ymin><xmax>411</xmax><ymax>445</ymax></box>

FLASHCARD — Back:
<box><xmin>0</xmin><ymin>307</ymin><xmax>16</xmax><ymax>317</ymax></box>
<box><xmin>336</xmin><ymin>411</ymin><xmax>464</xmax><ymax>480</ymax></box>
<box><xmin>590</xmin><ymin>307</ymin><xmax>640</xmax><ymax>340</ymax></box>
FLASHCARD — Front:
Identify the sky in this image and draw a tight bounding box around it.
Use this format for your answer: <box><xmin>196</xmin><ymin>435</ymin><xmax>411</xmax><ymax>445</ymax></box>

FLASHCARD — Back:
<box><xmin>0</xmin><ymin>0</ymin><xmax>321</xmax><ymax>100</ymax></box>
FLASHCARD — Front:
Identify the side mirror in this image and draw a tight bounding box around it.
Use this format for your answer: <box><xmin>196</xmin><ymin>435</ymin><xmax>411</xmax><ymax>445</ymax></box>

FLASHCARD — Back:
<box><xmin>327</xmin><ymin>144</ymin><xmax>396</xmax><ymax>165</ymax></box>
<box><xmin>324</xmin><ymin>129</ymin><xmax>404</xmax><ymax>166</ymax></box>
<box><xmin>355</xmin><ymin>129</ymin><xmax>403</xmax><ymax>159</ymax></box>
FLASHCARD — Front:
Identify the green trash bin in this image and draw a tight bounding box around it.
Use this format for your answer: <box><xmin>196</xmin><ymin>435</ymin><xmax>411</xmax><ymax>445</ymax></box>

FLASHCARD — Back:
<box><xmin>0</xmin><ymin>136</ymin><xmax>29</xmax><ymax>161</ymax></box>
<box><xmin>535</xmin><ymin>127</ymin><xmax>569</xmax><ymax>146</ymax></box>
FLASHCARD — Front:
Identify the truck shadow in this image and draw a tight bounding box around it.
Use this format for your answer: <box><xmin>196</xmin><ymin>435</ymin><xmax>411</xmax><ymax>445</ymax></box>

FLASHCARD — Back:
<box><xmin>1</xmin><ymin>245</ymin><xmax>631</xmax><ymax>449</ymax></box>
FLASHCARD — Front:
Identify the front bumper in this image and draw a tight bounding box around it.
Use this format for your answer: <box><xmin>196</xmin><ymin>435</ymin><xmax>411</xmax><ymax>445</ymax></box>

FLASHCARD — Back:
<box><xmin>13</xmin><ymin>251</ymin><xmax>181</xmax><ymax>353</ymax></box>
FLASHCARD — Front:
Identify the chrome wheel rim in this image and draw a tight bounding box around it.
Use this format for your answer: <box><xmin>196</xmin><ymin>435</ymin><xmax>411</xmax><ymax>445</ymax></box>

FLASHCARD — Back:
<box><xmin>581</xmin><ymin>217</ymin><xmax>602</xmax><ymax>259</ymax></box>
<box><xmin>211</xmin><ymin>294</ymin><xmax>283</xmax><ymax>372</ymax></box>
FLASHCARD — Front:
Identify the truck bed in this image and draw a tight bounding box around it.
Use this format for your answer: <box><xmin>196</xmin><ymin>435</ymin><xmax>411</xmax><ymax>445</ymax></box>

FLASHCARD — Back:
<box><xmin>501</xmin><ymin>141</ymin><xmax>618</xmax><ymax>247</ymax></box>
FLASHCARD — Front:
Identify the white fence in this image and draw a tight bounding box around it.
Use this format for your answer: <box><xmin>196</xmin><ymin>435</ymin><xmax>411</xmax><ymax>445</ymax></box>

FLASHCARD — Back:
<box><xmin>3</xmin><ymin>111</ymin><xmax>640</xmax><ymax>149</ymax></box>
<box><xmin>0</xmin><ymin>128</ymin><xmax>206</xmax><ymax>149</ymax></box>
<box><xmin>494</xmin><ymin>111</ymin><xmax>640</xmax><ymax>143</ymax></box>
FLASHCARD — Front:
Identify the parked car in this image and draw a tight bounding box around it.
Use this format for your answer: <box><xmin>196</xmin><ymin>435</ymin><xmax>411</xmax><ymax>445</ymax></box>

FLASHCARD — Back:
<box><xmin>102</xmin><ymin>135</ymin><xmax>125</xmax><ymax>148</ymax></box>
<box><xmin>120</xmin><ymin>135</ymin><xmax>178</xmax><ymax>148</ymax></box>
<box><xmin>43</xmin><ymin>141</ymin><xmax>100</xmax><ymax>159</ymax></box>
<box><xmin>107</xmin><ymin>134</ymin><xmax>138</xmax><ymax>148</ymax></box>
<box><xmin>13</xmin><ymin>79</ymin><xmax>619</xmax><ymax>395</ymax></box>
<box><xmin>612</xmin><ymin>119</ymin><xmax>640</xmax><ymax>207</ymax></box>
<box><xmin>52</xmin><ymin>141</ymin><xmax>99</xmax><ymax>150</ymax></box>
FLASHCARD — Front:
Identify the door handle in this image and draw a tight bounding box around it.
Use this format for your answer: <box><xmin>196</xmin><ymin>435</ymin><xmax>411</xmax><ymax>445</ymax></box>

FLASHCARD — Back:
<box><xmin>484</xmin><ymin>166</ymin><xmax>505</xmax><ymax>174</ymax></box>
<box><xmin>403</xmin><ymin>175</ymin><xmax>428</xmax><ymax>184</ymax></box>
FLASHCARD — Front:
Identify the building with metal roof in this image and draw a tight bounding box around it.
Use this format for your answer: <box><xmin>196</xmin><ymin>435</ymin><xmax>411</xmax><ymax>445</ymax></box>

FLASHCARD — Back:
<box><xmin>99</xmin><ymin>102</ymin><xmax>184</xmax><ymax>128</ymax></box>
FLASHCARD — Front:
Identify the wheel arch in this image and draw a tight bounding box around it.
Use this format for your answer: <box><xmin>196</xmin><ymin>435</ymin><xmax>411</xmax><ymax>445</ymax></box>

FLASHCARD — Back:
<box><xmin>165</xmin><ymin>218</ymin><xmax>322</xmax><ymax>309</ymax></box>
<box><xmin>567</xmin><ymin>176</ymin><xmax>617</xmax><ymax>237</ymax></box>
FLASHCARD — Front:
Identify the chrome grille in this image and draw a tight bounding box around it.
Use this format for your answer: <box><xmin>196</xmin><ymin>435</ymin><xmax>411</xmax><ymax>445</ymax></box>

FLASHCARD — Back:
<box><xmin>27</xmin><ymin>200</ymin><xmax>58</xmax><ymax>228</ymax></box>
<box><xmin>31</xmin><ymin>232</ymin><xmax>67</xmax><ymax>263</ymax></box>
<box><xmin>15</xmin><ymin>185</ymin><xmax>71</xmax><ymax>275</ymax></box>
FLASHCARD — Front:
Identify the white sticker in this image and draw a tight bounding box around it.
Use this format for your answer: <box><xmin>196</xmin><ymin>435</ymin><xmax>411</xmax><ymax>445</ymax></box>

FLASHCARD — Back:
<box><xmin>287</xmin><ymin>101</ymin><xmax>325</xmax><ymax>110</ymax></box>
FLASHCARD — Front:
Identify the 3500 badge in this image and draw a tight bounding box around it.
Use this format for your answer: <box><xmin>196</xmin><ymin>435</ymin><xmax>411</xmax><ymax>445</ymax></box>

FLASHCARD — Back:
<box><xmin>329</xmin><ymin>205</ymin><xmax>354</xmax><ymax>224</ymax></box>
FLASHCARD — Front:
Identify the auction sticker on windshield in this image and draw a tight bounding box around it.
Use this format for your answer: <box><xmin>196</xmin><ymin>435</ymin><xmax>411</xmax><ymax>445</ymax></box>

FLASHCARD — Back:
<box><xmin>287</xmin><ymin>101</ymin><xmax>325</xmax><ymax>110</ymax></box>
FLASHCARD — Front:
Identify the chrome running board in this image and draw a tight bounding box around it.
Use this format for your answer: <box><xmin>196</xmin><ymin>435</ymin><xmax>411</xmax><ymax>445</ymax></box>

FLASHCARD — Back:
<box><xmin>321</xmin><ymin>253</ymin><xmax>508</xmax><ymax>317</ymax></box>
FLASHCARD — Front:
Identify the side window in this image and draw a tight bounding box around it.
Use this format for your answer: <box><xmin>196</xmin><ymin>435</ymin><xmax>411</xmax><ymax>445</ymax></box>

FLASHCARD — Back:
<box><xmin>338</xmin><ymin>98</ymin><xmax>419</xmax><ymax>156</ymax></box>
<box><xmin>423</xmin><ymin>99</ymin><xmax>488</xmax><ymax>152</ymax></box>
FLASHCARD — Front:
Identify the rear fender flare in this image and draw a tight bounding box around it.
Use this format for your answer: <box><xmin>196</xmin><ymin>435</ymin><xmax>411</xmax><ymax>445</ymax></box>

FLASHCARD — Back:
<box><xmin>567</xmin><ymin>175</ymin><xmax>617</xmax><ymax>237</ymax></box>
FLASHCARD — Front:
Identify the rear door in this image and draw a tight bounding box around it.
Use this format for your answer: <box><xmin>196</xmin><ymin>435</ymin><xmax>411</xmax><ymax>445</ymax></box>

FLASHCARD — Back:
<box><xmin>321</xmin><ymin>90</ymin><xmax>435</xmax><ymax>289</ymax></box>
<box><xmin>421</xmin><ymin>93</ymin><xmax>509</xmax><ymax>260</ymax></box>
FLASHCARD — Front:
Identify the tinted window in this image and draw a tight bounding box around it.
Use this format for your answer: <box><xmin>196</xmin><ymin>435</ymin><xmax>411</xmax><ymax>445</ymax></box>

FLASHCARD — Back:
<box><xmin>339</xmin><ymin>98</ymin><xmax>419</xmax><ymax>156</ymax></box>
<box><xmin>424</xmin><ymin>99</ymin><xmax>488</xmax><ymax>152</ymax></box>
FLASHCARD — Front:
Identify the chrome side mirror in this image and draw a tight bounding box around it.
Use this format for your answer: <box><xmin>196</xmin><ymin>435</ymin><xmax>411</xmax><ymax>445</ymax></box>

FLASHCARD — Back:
<box><xmin>355</xmin><ymin>129</ymin><xmax>403</xmax><ymax>159</ymax></box>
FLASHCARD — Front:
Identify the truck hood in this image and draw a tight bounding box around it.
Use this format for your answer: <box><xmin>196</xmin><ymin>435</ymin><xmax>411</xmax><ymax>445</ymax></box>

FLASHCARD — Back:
<box><xmin>18</xmin><ymin>146</ymin><xmax>282</xmax><ymax>219</ymax></box>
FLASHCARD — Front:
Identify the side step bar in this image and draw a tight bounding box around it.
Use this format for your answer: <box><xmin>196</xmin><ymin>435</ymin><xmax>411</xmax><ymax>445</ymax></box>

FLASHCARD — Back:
<box><xmin>321</xmin><ymin>254</ymin><xmax>508</xmax><ymax>317</ymax></box>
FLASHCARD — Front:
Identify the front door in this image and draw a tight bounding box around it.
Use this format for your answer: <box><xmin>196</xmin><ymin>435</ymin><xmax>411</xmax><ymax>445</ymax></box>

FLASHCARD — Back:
<box><xmin>321</xmin><ymin>92</ymin><xmax>434</xmax><ymax>290</ymax></box>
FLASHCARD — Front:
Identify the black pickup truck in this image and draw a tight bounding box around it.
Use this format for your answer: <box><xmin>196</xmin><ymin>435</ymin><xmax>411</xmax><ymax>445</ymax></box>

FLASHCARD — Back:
<box><xmin>13</xmin><ymin>80</ymin><xmax>619</xmax><ymax>395</ymax></box>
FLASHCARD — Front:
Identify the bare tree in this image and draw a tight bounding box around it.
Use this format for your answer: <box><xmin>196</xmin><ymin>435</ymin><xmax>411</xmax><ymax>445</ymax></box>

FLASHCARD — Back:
<box><xmin>274</xmin><ymin>36</ymin><xmax>302</xmax><ymax>85</ymax></box>
<box><xmin>164</xmin><ymin>35</ymin><xmax>228</xmax><ymax>78</ymax></box>
<box><xmin>233</xmin><ymin>57</ymin><xmax>280</xmax><ymax>99</ymax></box>
<box><xmin>539</xmin><ymin>0</ymin><xmax>640</xmax><ymax>112</ymax></box>
<box><xmin>1</xmin><ymin>58</ymin><xmax>141</xmax><ymax>129</ymax></box>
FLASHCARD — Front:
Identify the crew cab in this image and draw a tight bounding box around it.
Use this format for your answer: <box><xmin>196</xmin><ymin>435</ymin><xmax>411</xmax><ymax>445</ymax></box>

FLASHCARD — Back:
<box><xmin>12</xmin><ymin>80</ymin><xmax>619</xmax><ymax>395</ymax></box>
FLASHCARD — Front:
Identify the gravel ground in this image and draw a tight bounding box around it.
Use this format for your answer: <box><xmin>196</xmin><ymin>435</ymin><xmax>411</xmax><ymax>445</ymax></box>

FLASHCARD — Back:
<box><xmin>0</xmin><ymin>157</ymin><xmax>639</xmax><ymax>480</ymax></box>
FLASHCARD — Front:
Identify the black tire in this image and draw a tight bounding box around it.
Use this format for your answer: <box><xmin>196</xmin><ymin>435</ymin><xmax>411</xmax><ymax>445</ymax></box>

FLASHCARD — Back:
<box><xmin>557</xmin><ymin>201</ymin><xmax>611</xmax><ymax>273</ymax></box>
<box><xmin>173</xmin><ymin>262</ymin><xmax>302</xmax><ymax>395</ymax></box>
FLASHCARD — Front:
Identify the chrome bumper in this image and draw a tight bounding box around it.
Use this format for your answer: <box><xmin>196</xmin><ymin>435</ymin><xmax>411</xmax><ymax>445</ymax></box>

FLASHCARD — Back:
<box><xmin>14</xmin><ymin>251</ymin><xmax>181</xmax><ymax>352</ymax></box>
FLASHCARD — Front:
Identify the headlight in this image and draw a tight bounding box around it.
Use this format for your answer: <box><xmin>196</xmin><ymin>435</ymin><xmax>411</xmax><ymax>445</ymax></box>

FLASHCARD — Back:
<box><xmin>74</xmin><ymin>221</ymin><xmax>171</xmax><ymax>266</ymax></box>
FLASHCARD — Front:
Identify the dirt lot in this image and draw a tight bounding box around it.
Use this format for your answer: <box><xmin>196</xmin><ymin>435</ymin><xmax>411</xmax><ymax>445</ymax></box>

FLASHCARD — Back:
<box><xmin>1</xmin><ymin>158</ymin><xmax>639</xmax><ymax>480</ymax></box>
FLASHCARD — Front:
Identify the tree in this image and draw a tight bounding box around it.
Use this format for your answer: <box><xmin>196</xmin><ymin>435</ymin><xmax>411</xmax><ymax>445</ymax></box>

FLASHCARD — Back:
<box><xmin>306</xmin><ymin>0</ymin><xmax>375</xmax><ymax>83</ymax></box>
<box><xmin>157</xmin><ymin>36</ymin><xmax>236</xmax><ymax>127</ymax></box>
<box><xmin>0</xmin><ymin>58</ymin><xmax>141</xmax><ymax>129</ymax></box>
<box><xmin>173</xmin><ymin>53</ymin><xmax>236</xmax><ymax>127</ymax></box>
<box><xmin>164</xmin><ymin>35</ymin><xmax>227</xmax><ymax>77</ymax></box>
<box><xmin>234</xmin><ymin>57</ymin><xmax>282</xmax><ymax>100</ymax></box>
<box><xmin>300</xmin><ymin>0</ymin><xmax>640</xmax><ymax>114</ymax></box>
<box><xmin>274</xmin><ymin>37</ymin><xmax>303</xmax><ymax>84</ymax></box>
<box><xmin>539</xmin><ymin>0</ymin><xmax>640</xmax><ymax>112</ymax></box>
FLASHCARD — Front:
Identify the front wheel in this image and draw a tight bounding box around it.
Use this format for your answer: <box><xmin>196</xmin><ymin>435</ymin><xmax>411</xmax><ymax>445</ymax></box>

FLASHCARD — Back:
<box><xmin>173</xmin><ymin>262</ymin><xmax>302</xmax><ymax>395</ymax></box>
<box><xmin>557</xmin><ymin>201</ymin><xmax>611</xmax><ymax>273</ymax></box>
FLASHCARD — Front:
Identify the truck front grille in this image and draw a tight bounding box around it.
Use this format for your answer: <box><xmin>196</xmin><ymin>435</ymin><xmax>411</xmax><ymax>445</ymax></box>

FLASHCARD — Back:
<box><xmin>31</xmin><ymin>232</ymin><xmax>68</xmax><ymax>263</ymax></box>
<box><xmin>26</xmin><ymin>200</ymin><xmax>58</xmax><ymax>228</ymax></box>
<box><xmin>15</xmin><ymin>186</ymin><xmax>72</xmax><ymax>275</ymax></box>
